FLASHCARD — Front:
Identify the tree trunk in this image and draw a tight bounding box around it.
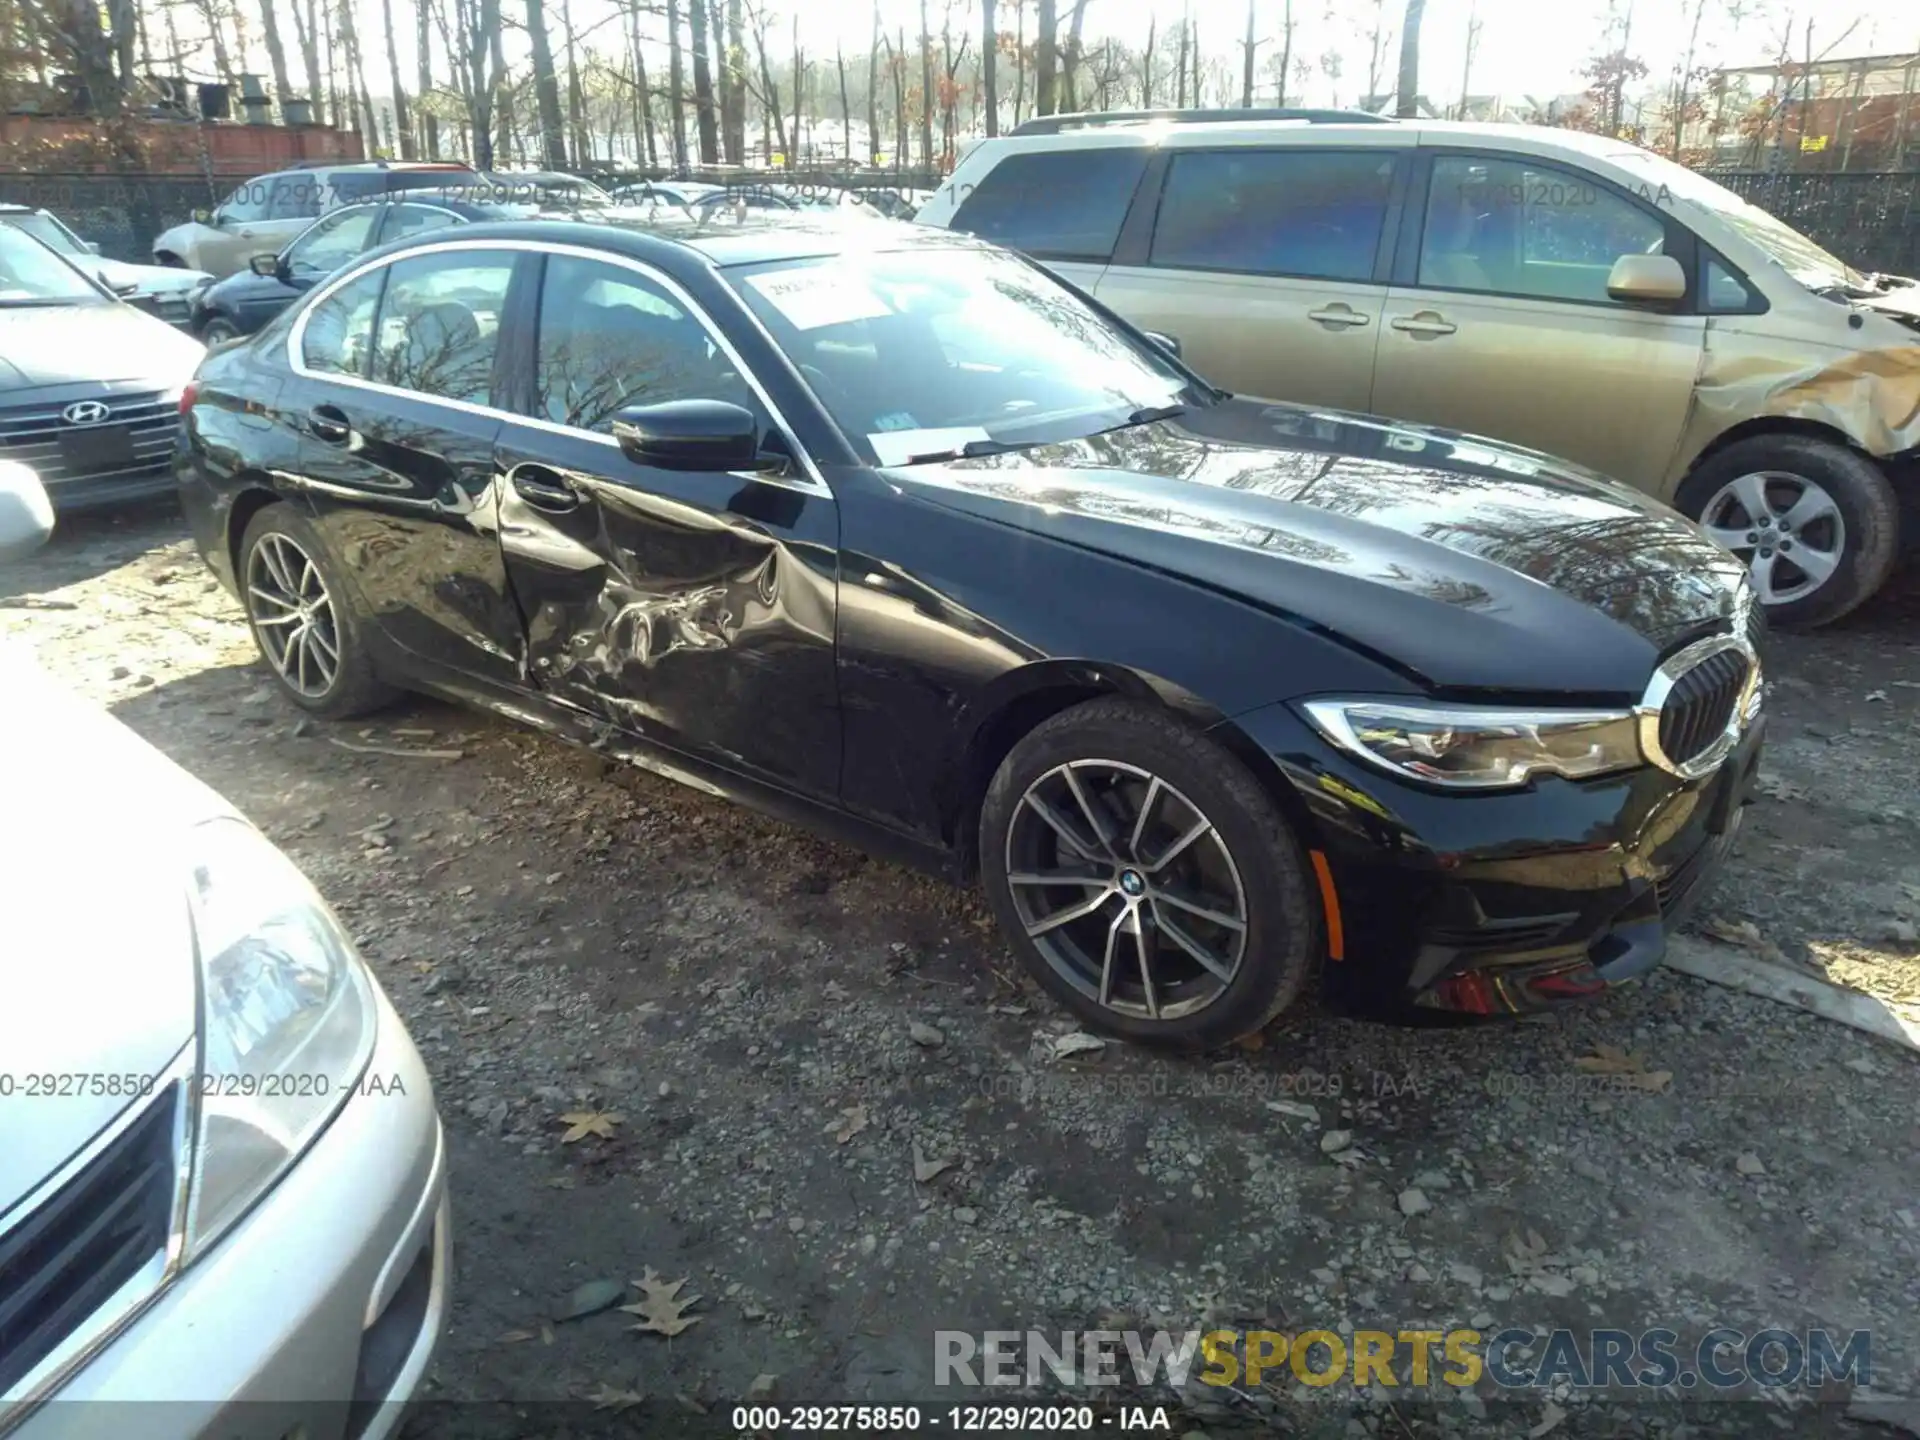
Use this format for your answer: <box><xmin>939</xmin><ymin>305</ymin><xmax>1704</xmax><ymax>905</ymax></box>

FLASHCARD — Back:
<box><xmin>197</xmin><ymin>0</ymin><xmax>237</xmax><ymax>88</ymax></box>
<box><xmin>1059</xmin><ymin>0</ymin><xmax>1089</xmax><ymax>110</ymax></box>
<box><xmin>890</xmin><ymin>27</ymin><xmax>908</xmax><ymax>170</ymax></box>
<box><xmin>1240</xmin><ymin>0</ymin><xmax>1255</xmax><ymax>107</ymax></box>
<box><xmin>725</xmin><ymin>0</ymin><xmax>746</xmax><ymax>162</ymax></box>
<box><xmin>917</xmin><ymin>0</ymin><xmax>934</xmax><ymax>167</ymax></box>
<box><xmin>379</xmin><ymin>0</ymin><xmax>415</xmax><ymax>156</ymax></box>
<box><xmin>417</xmin><ymin>0</ymin><xmax>438</xmax><ymax>154</ymax></box>
<box><xmin>666</xmin><ymin>0</ymin><xmax>688</xmax><ymax>168</ymax></box>
<box><xmin>522</xmin><ymin>0</ymin><xmax>567</xmax><ymax>167</ymax></box>
<box><xmin>981</xmin><ymin>0</ymin><xmax>997</xmax><ymax>135</ymax></box>
<box><xmin>1013</xmin><ymin>0</ymin><xmax>1025</xmax><ymax>123</ymax></box>
<box><xmin>563</xmin><ymin>0</ymin><xmax>587</xmax><ymax>165</ymax></box>
<box><xmin>256</xmin><ymin>0</ymin><xmax>295</xmax><ymax>115</ymax></box>
<box><xmin>1276</xmin><ymin>0</ymin><xmax>1291</xmax><ymax>106</ymax></box>
<box><xmin>1034</xmin><ymin>0</ymin><xmax>1054</xmax><ymax>116</ymax></box>
<box><xmin>866</xmin><ymin>2</ymin><xmax>882</xmax><ymax>161</ymax></box>
<box><xmin>1139</xmin><ymin>12</ymin><xmax>1153</xmax><ymax>108</ymax></box>
<box><xmin>630</xmin><ymin>2</ymin><xmax>657</xmax><ymax>166</ymax></box>
<box><xmin>789</xmin><ymin>13</ymin><xmax>802</xmax><ymax>167</ymax></box>
<box><xmin>689</xmin><ymin>0</ymin><xmax>719</xmax><ymax>163</ymax></box>
<box><xmin>837</xmin><ymin>42</ymin><xmax>852</xmax><ymax>160</ymax></box>
<box><xmin>750</xmin><ymin>7</ymin><xmax>788</xmax><ymax>160</ymax></box>
<box><xmin>1670</xmin><ymin>0</ymin><xmax>1704</xmax><ymax>158</ymax></box>
<box><xmin>1394</xmin><ymin>0</ymin><xmax>1425</xmax><ymax>118</ymax></box>
<box><xmin>1175</xmin><ymin>9</ymin><xmax>1186</xmax><ymax>105</ymax></box>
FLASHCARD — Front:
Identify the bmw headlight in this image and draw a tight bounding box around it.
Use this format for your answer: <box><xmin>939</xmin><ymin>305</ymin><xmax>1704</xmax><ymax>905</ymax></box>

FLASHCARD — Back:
<box><xmin>182</xmin><ymin>816</ymin><xmax>376</xmax><ymax>1257</ymax></box>
<box><xmin>1301</xmin><ymin>699</ymin><xmax>1643</xmax><ymax>790</ymax></box>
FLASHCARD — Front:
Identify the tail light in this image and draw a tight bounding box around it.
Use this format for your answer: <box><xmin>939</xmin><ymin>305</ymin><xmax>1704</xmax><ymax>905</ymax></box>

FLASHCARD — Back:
<box><xmin>179</xmin><ymin>381</ymin><xmax>199</xmax><ymax>415</ymax></box>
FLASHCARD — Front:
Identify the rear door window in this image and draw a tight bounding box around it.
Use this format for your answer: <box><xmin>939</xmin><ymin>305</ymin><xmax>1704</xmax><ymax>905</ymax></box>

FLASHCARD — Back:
<box><xmin>367</xmin><ymin>250</ymin><xmax>516</xmax><ymax>405</ymax></box>
<box><xmin>948</xmin><ymin>148</ymin><xmax>1148</xmax><ymax>262</ymax></box>
<box><xmin>1149</xmin><ymin>149</ymin><xmax>1397</xmax><ymax>282</ymax></box>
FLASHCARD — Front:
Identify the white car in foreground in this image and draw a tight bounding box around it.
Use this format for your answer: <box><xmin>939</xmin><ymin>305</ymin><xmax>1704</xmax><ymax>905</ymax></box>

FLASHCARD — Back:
<box><xmin>0</xmin><ymin>463</ymin><xmax>450</xmax><ymax>1440</ymax></box>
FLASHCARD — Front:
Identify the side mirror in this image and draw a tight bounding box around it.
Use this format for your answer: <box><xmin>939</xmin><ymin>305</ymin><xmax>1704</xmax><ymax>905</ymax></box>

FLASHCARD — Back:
<box><xmin>612</xmin><ymin>400</ymin><xmax>761</xmax><ymax>472</ymax></box>
<box><xmin>1144</xmin><ymin>330</ymin><xmax>1183</xmax><ymax>357</ymax></box>
<box><xmin>192</xmin><ymin>208</ymin><xmax>216</xmax><ymax>225</ymax></box>
<box><xmin>1606</xmin><ymin>253</ymin><xmax>1686</xmax><ymax>305</ymax></box>
<box><xmin>84</xmin><ymin>239</ymin><xmax>102</xmax><ymax>255</ymax></box>
<box><xmin>250</xmin><ymin>252</ymin><xmax>282</xmax><ymax>278</ymax></box>
<box><xmin>110</xmin><ymin>278</ymin><xmax>140</xmax><ymax>297</ymax></box>
<box><xmin>0</xmin><ymin>461</ymin><xmax>54</xmax><ymax>563</ymax></box>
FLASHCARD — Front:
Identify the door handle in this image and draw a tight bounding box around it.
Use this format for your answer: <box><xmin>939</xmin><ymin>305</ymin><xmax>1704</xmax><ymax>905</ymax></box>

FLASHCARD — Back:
<box><xmin>308</xmin><ymin>404</ymin><xmax>353</xmax><ymax>444</ymax></box>
<box><xmin>1390</xmin><ymin>312</ymin><xmax>1458</xmax><ymax>337</ymax></box>
<box><xmin>1307</xmin><ymin>305</ymin><xmax>1371</xmax><ymax>329</ymax></box>
<box><xmin>509</xmin><ymin>464</ymin><xmax>579</xmax><ymax>513</ymax></box>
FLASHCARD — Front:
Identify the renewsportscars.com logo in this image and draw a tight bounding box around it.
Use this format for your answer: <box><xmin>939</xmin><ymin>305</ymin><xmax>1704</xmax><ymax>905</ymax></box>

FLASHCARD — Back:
<box><xmin>934</xmin><ymin>1327</ymin><xmax>1872</xmax><ymax>1392</ymax></box>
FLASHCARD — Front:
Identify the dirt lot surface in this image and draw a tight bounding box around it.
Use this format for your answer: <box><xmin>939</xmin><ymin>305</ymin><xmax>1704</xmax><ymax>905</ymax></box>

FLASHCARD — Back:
<box><xmin>5</xmin><ymin>498</ymin><xmax>1919</xmax><ymax>1439</ymax></box>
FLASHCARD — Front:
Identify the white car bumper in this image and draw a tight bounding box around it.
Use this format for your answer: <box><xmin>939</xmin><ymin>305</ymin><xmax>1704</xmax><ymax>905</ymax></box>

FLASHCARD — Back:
<box><xmin>11</xmin><ymin>981</ymin><xmax>449</xmax><ymax>1440</ymax></box>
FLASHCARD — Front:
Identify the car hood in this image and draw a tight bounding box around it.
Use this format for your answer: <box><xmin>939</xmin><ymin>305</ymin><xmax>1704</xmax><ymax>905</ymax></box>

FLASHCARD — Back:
<box><xmin>0</xmin><ymin>301</ymin><xmax>204</xmax><ymax>389</ymax></box>
<box><xmin>0</xmin><ymin>651</ymin><xmax>217</xmax><ymax>1222</ymax></box>
<box><xmin>886</xmin><ymin>399</ymin><xmax>1750</xmax><ymax>697</ymax></box>
<box><xmin>94</xmin><ymin>257</ymin><xmax>213</xmax><ymax>294</ymax></box>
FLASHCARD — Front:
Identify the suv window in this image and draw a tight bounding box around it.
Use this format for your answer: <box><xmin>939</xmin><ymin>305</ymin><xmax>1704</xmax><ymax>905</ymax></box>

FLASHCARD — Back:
<box><xmin>1149</xmin><ymin>149</ymin><xmax>1397</xmax><ymax>281</ymax></box>
<box><xmin>369</xmin><ymin>250</ymin><xmax>515</xmax><ymax>405</ymax></box>
<box><xmin>286</xmin><ymin>205</ymin><xmax>379</xmax><ymax>281</ymax></box>
<box><xmin>949</xmin><ymin>148</ymin><xmax>1147</xmax><ymax>262</ymax></box>
<box><xmin>382</xmin><ymin>203</ymin><xmax>461</xmax><ymax>243</ymax></box>
<box><xmin>300</xmin><ymin>266</ymin><xmax>385</xmax><ymax>376</ymax></box>
<box><xmin>532</xmin><ymin>253</ymin><xmax>755</xmax><ymax>432</ymax></box>
<box><xmin>266</xmin><ymin>174</ymin><xmax>323</xmax><ymax>222</ymax></box>
<box><xmin>1420</xmin><ymin>155</ymin><xmax>1666</xmax><ymax>304</ymax></box>
<box><xmin>219</xmin><ymin>178</ymin><xmax>272</xmax><ymax>224</ymax></box>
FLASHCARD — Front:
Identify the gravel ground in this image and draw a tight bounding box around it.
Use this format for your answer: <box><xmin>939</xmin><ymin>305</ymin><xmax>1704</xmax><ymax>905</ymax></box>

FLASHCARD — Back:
<box><xmin>4</xmin><ymin>497</ymin><xmax>1918</xmax><ymax>1440</ymax></box>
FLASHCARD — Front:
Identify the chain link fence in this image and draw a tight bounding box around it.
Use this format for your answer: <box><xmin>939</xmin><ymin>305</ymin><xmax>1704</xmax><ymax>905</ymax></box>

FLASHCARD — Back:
<box><xmin>0</xmin><ymin>173</ymin><xmax>221</xmax><ymax>264</ymax></box>
<box><xmin>1706</xmin><ymin>171</ymin><xmax>1920</xmax><ymax>277</ymax></box>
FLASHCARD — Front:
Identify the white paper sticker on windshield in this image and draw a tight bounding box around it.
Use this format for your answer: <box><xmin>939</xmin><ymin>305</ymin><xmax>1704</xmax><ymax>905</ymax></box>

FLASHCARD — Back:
<box><xmin>867</xmin><ymin>427</ymin><xmax>992</xmax><ymax>467</ymax></box>
<box><xmin>746</xmin><ymin>266</ymin><xmax>893</xmax><ymax>330</ymax></box>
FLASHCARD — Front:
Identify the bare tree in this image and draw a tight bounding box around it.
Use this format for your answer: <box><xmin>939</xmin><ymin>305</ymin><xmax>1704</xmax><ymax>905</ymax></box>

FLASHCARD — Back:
<box><xmin>375</xmin><ymin>0</ymin><xmax>414</xmax><ymax>155</ymax></box>
<box><xmin>1175</xmin><ymin>7</ymin><xmax>1187</xmax><ymax>105</ymax></box>
<box><xmin>744</xmin><ymin>0</ymin><xmax>787</xmax><ymax>159</ymax></box>
<box><xmin>416</xmin><ymin>0</ymin><xmax>438</xmax><ymax>154</ymax></box>
<box><xmin>1454</xmin><ymin>0</ymin><xmax>1480</xmax><ymax>118</ymax></box>
<box><xmin>1362</xmin><ymin>0</ymin><xmax>1393</xmax><ymax>106</ymax></box>
<box><xmin>790</xmin><ymin>11</ymin><xmax>804</xmax><ymax>162</ymax></box>
<box><xmin>626</xmin><ymin>0</ymin><xmax>657</xmax><ymax>165</ymax></box>
<box><xmin>867</xmin><ymin>1</ymin><xmax>882</xmax><ymax>160</ymax></box>
<box><xmin>1394</xmin><ymin>0</ymin><xmax>1425</xmax><ymax>116</ymax></box>
<box><xmin>1139</xmin><ymin>12</ymin><xmax>1153</xmax><ymax>107</ymax></box>
<box><xmin>917</xmin><ymin>0</ymin><xmax>935</xmax><ymax>165</ymax></box>
<box><xmin>689</xmin><ymin>0</ymin><xmax>719</xmax><ymax>162</ymax></box>
<box><xmin>1057</xmin><ymin>0</ymin><xmax>1090</xmax><ymax>110</ymax></box>
<box><xmin>836</xmin><ymin>39</ymin><xmax>852</xmax><ymax>158</ymax></box>
<box><xmin>666</xmin><ymin>0</ymin><xmax>688</xmax><ymax>167</ymax></box>
<box><xmin>981</xmin><ymin>0</ymin><xmax>998</xmax><ymax>135</ymax></box>
<box><xmin>1239</xmin><ymin>0</ymin><xmax>1258</xmax><ymax>107</ymax></box>
<box><xmin>1275</xmin><ymin>0</ymin><xmax>1292</xmax><ymax>105</ymax></box>
<box><xmin>1034</xmin><ymin>0</ymin><xmax>1054</xmax><ymax>116</ymax></box>
<box><xmin>254</xmin><ymin>0</ymin><xmax>294</xmax><ymax>114</ymax></box>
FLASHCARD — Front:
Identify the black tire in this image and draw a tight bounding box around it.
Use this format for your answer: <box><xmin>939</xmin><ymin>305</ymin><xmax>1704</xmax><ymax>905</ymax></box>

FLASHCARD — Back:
<box><xmin>201</xmin><ymin>316</ymin><xmax>240</xmax><ymax>345</ymax></box>
<box><xmin>1675</xmin><ymin>435</ymin><xmax>1899</xmax><ymax>630</ymax></box>
<box><xmin>238</xmin><ymin>503</ymin><xmax>398</xmax><ymax>719</ymax></box>
<box><xmin>979</xmin><ymin>697</ymin><xmax>1319</xmax><ymax>1051</ymax></box>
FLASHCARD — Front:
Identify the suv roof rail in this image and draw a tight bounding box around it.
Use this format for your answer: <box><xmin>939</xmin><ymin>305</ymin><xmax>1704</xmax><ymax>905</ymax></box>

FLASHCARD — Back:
<box><xmin>1007</xmin><ymin>107</ymin><xmax>1392</xmax><ymax>136</ymax></box>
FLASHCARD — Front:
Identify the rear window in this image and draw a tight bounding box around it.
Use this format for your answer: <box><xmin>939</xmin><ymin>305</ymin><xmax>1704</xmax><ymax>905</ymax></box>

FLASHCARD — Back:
<box><xmin>949</xmin><ymin>148</ymin><xmax>1147</xmax><ymax>262</ymax></box>
<box><xmin>1149</xmin><ymin>149</ymin><xmax>1396</xmax><ymax>282</ymax></box>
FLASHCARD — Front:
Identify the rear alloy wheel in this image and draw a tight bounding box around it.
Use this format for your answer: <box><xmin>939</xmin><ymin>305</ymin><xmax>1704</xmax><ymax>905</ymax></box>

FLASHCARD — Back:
<box><xmin>981</xmin><ymin>699</ymin><xmax>1318</xmax><ymax>1050</ymax></box>
<box><xmin>201</xmin><ymin>317</ymin><xmax>239</xmax><ymax>345</ymax></box>
<box><xmin>239</xmin><ymin>504</ymin><xmax>396</xmax><ymax>719</ymax></box>
<box><xmin>1678</xmin><ymin>436</ymin><xmax>1898</xmax><ymax>629</ymax></box>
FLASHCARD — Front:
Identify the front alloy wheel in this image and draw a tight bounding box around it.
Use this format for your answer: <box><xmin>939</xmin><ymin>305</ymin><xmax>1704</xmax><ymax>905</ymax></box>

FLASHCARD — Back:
<box><xmin>980</xmin><ymin>698</ymin><xmax>1318</xmax><ymax>1050</ymax></box>
<box><xmin>1006</xmin><ymin>761</ymin><xmax>1247</xmax><ymax>1021</ymax></box>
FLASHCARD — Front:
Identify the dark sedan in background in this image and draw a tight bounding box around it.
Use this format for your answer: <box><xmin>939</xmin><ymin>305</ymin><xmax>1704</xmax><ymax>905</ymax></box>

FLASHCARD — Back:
<box><xmin>191</xmin><ymin>189</ymin><xmax>571</xmax><ymax>343</ymax></box>
<box><xmin>0</xmin><ymin>223</ymin><xmax>202</xmax><ymax>510</ymax></box>
<box><xmin>177</xmin><ymin>217</ymin><xmax>1764</xmax><ymax>1050</ymax></box>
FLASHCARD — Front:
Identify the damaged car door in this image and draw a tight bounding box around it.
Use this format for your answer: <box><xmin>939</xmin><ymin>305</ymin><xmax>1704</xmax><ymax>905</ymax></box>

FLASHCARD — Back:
<box><xmin>493</xmin><ymin>248</ymin><xmax>842</xmax><ymax>800</ymax></box>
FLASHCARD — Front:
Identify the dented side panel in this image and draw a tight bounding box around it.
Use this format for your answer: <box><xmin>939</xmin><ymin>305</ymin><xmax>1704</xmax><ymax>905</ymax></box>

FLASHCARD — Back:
<box><xmin>493</xmin><ymin>424</ymin><xmax>842</xmax><ymax>802</ymax></box>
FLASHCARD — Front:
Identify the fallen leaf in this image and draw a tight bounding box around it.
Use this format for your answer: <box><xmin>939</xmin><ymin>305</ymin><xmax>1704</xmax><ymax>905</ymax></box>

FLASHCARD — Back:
<box><xmin>498</xmin><ymin>1329</ymin><xmax>538</xmax><ymax>1345</ymax></box>
<box><xmin>541</xmin><ymin>1321</ymin><xmax>555</xmax><ymax>1345</ymax></box>
<box><xmin>1050</xmin><ymin>1031</ymin><xmax>1108</xmax><ymax>1060</ymax></box>
<box><xmin>1574</xmin><ymin>1043</ymin><xmax>1673</xmax><ymax>1092</ymax></box>
<box><xmin>1265</xmin><ymin>1099</ymin><xmax>1319</xmax><ymax>1123</ymax></box>
<box><xmin>1865</xmin><ymin>690</ymin><xmax>1889</xmax><ymax>703</ymax></box>
<box><xmin>1530</xmin><ymin>1400</ymin><xmax>1567</xmax><ymax>1437</ymax></box>
<box><xmin>1699</xmin><ymin>916</ymin><xmax>1764</xmax><ymax>949</ymax></box>
<box><xmin>913</xmin><ymin>1142</ymin><xmax>956</xmax><ymax>1184</ymax></box>
<box><xmin>676</xmin><ymin>1394</ymin><xmax>710</xmax><ymax>1415</ymax></box>
<box><xmin>557</xmin><ymin>1110</ymin><xmax>624</xmax><ymax>1143</ymax></box>
<box><xmin>1504</xmin><ymin>1228</ymin><xmax>1553</xmax><ymax>1274</ymax></box>
<box><xmin>1232</xmin><ymin>1031</ymin><xmax>1266</xmax><ymax>1052</ymax></box>
<box><xmin>545</xmin><ymin>1176</ymin><xmax>576</xmax><ymax>1190</ymax></box>
<box><xmin>826</xmin><ymin>1105</ymin><xmax>869</xmax><ymax>1145</ymax></box>
<box><xmin>554</xmin><ymin>1278</ymin><xmax>627</xmax><ymax>1323</ymax></box>
<box><xmin>622</xmin><ymin>1268</ymin><xmax>702</xmax><ymax>1337</ymax></box>
<box><xmin>588</xmin><ymin>1383</ymin><xmax>646</xmax><ymax>1411</ymax></box>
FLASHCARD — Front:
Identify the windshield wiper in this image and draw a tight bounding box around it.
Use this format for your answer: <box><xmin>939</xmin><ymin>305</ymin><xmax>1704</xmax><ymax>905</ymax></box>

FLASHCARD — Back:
<box><xmin>903</xmin><ymin>437</ymin><xmax>1035</xmax><ymax>464</ymax></box>
<box><xmin>1092</xmin><ymin>403</ymin><xmax>1188</xmax><ymax>437</ymax></box>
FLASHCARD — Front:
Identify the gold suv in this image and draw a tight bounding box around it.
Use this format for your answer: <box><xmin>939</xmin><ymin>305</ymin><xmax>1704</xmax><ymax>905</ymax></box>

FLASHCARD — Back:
<box><xmin>917</xmin><ymin>111</ymin><xmax>1920</xmax><ymax>628</ymax></box>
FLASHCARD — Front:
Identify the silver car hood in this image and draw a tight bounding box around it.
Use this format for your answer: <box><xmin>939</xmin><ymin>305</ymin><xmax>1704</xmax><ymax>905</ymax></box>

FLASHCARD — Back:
<box><xmin>0</xmin><ymin>650</ymin><xmax>218</xmax><ymax>1221</ymax></box>
<box><xmin>92</xmin><ymin>257</ymin><xmax>214</xmax><ymax>295</ymax></box>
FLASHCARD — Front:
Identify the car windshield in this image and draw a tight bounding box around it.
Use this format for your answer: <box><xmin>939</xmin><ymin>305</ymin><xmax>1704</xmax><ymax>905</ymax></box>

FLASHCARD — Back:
<box><xmin>1</xmin><ymin>211</ymin><xmax>84</xmax><ymax>257</ymax></box>
<box><xmin>0</xmin><ymin>224</ymin><xmax>101</xmax><ymax>304</ymax></box>
<box><xmin>725</xmin><ymin>245</ymin><xmax>1195</xmax><ymax>465</ymax></box>
<box><xmin>1607</xmin><ymin>150</ymin><xmax>1866</xmax><ymax>292</ymax></box>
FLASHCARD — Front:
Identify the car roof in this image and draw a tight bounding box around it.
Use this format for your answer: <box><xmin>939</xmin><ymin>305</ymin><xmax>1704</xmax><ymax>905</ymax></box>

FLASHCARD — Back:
<box><xmin>407</xmin><ymin>213</ymin><xmax>980</xmax><ymax>269</ymax></box>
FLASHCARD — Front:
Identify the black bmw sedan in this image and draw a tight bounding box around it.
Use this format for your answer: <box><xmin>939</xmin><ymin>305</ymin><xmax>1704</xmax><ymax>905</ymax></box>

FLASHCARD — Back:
<box><xmin>177</xmin><ymin>217</ymin><xmax>1765</xmax><ymax>1050</ymax></box>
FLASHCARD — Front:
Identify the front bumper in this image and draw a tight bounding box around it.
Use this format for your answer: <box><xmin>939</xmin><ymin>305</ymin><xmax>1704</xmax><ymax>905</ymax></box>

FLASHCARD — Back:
<box><xmin>12</xmin><ymin>981</ymin><xmax>449</xmax><ymax>1440</ymax></box>
<box><xmin>1226</xmin><ymin>703</ymin><xmax>1767</xmax><ymax>1016</ymax></box>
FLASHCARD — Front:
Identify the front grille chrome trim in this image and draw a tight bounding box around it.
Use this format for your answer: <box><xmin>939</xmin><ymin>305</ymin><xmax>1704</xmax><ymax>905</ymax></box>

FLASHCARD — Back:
<box><xmin>1635</xmin><ymin>632</ymin><xmax>1761</xmax><ymax>782</ymax></box>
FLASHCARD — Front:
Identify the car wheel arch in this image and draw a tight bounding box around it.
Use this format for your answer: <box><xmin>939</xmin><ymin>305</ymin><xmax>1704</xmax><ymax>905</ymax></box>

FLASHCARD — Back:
<box><xmin>1681</xmin><ymin>415</ymin><xmax>1866</xmax><ymax>488</ymax></box>
<box><xmin>226</xmin><ymin>481</ymin><xmax>286</xmax><ymax>579</ymax></box>
<box><xmin>942</xmin><ymin>660</ymin><xmax>1237</xmax><ymax>876</ymax></box>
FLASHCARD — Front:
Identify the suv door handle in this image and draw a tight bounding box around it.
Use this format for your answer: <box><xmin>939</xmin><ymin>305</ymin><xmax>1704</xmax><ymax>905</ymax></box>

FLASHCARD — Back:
<box><xmin>308</xmin><ymin>404</ymin><xmax>353</xmax><ymax>443</ymax></box>
<box><xmin>1308</xmin><ymin>304</ymin><xmax>1371</xmax><ymax>329</ymax></box>
<box><xmin>509</xmin><ymin>464</ymin><xmax>579</xmax><ymax>513</ymax></box>
<box><xmin>1390</xmin><ymin>312</ymin><xmax>1458</xmax><ymax>337</ymax></box>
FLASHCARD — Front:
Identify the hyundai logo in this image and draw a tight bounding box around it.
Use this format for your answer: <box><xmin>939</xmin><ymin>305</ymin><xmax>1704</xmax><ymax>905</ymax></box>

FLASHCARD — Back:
<box><xmin>61</xmin><ymin>400</ymin><xmax>112</xmax><ymax>426</ymax></box>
